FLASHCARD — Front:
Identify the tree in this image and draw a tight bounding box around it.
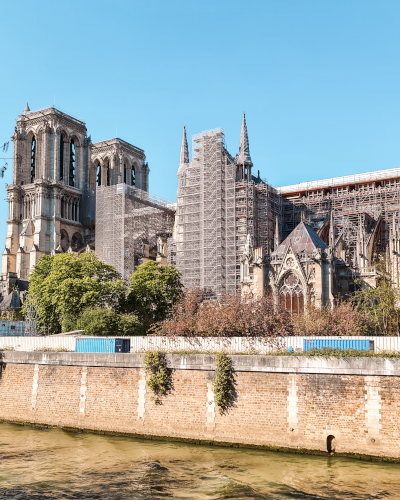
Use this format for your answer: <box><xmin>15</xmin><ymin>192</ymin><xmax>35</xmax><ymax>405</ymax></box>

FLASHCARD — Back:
<box><xmin>126</xmin><ymin>262</ymin><xmax>183</xmax><ymax>332</ymax></box>
<box><xmin>292</xmin><ymin>301</ymin><xmax>371</xmax><ymax>336</ymax></box>
<box><xmin>74</xmin><ymin>307</ymin><xmax>143</xmax><ymax>336</ymax></box>
<box><xmin>24</xmin><ymin>253</ymin><xmax>127</xmax><ymax>334</ymax></box>
<box><xmin>354</xmin><ymin>273</ymin><xmax>400</xmax><ymax>335</ymax></box>
<box><xmin>151</xmin><ymin>289</ymin><xmax>294</xmax><ymax>339</ymax></box>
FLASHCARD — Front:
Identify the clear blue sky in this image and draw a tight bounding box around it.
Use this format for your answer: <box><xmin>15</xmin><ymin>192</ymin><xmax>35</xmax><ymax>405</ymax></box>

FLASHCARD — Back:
<box><xmin>1</xmin><ymin>0</ymin><xmax>400</xmax><ymax>272</ymax></box>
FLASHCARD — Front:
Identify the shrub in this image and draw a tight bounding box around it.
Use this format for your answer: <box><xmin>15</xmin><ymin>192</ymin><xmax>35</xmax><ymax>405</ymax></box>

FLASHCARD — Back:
<box><xmin>151</xmin><ymin>289</ymin><xmax>293</xmax><ymax>339</ymax></box>
<box><xmin>75</xmin><ymin>308</ymin><xmax>144</xmax><ymax>337</ymax></box>
<box><xmin>292</xmin><ymin>301</ymin><xmax>371</xmax><ymax>336</ymax></box>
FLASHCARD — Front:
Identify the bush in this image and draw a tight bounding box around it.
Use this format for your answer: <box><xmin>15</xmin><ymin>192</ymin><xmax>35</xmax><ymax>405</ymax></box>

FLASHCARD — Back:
<box><xmin>292</xmin><ymin>301</ymin><xmax>371</xmax><ymax>336</ymax></box>
<box><xmin>151</xmin><ymin>289</ymin><xmax>293</xmax><ymax>338</ymax></box>
<box><xmin>74</xmin><ymin>308</ymin><xmax>144</xmax><ymax>336</ymax></box>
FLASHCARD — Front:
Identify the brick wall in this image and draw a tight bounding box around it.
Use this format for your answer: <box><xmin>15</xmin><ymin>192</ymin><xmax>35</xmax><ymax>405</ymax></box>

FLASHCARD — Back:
<box><xmin>1</xmin><ymin>352</ymin><xmax>400</xmax><ymax>460</ymax></box>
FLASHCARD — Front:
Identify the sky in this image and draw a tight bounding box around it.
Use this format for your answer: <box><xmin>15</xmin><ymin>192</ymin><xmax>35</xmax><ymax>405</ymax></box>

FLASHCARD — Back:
<box><xmin>1</xmin><ymin>0</ymin><xmax>400</xmax><ymax>271</ymax></box>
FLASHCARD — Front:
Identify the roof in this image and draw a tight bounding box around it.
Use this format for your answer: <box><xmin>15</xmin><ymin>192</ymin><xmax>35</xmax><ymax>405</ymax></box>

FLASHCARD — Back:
<box><xmin>276</xmin><ymin>168</ymin><xmax>400</xmax><ymax>194</ymax></box>
<box><xmin>271</xmin><ymin>221</ymin><xmax>328</xmax><ymax>258</ymax></box>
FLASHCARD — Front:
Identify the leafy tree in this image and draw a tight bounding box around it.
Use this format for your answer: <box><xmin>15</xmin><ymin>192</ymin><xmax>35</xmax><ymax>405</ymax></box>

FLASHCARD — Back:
<box><xmin>354</xmin><ymin>272</ymin><xmax>400</xmax><ymax>335</ymax></box>
<box><xmin>24</xmin><ymin>253</ymin><xmax>127</xmax><ymax>334</ymax></box>
<box><xmin>126</xmin><ymin>262</ymin><xmax>183</xmax><ymax>331</ymax></box>
<box><xmin>292</xmin><ymin>301</ymin><xmax>371</xmax><ymax>336</ymax></box>
<box><xmin>151</xmin><ymin>289</ymin><xmax>293</xmax><ymax>339</ymax></box>
<box><xmin>73</xmin><ymin>307</ymin><xmax>143</xmax><ymax>337</ymax></box>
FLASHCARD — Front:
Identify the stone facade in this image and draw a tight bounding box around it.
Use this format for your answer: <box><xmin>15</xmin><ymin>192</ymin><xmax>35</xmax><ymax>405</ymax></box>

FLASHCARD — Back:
<box><xmin>1</xmin><ymin>104</ymin><xmax>148</xmax><ymax>288</ymax></box>
<box><xmin>1</xmin><ymin>352</ymin><xmax>400</xmax><ymax>460</ymax></box>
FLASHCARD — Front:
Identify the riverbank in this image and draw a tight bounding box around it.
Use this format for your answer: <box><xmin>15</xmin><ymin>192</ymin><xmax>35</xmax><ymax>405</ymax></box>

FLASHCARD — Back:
<box><xmin>1</xmin><ymin>352</ymin><xmax>399</xmax><ymax>461</ymax></box>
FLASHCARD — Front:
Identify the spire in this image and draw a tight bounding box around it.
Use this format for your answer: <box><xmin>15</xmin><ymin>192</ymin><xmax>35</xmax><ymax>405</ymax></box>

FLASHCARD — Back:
<box><xmin>274</xmin><ymin>216</ymin><xmax>280</xmax><ymax>251</ymax></box>
<box><xmin>237</xmin><ymin>112</ymin><xmax>252</xmax><ymax>166</ymax></box>
<box><xmin>23</xmin><ymin>103</ymin><xmax>30</xmax><ymax>115</ymax></box>
<box><xmin>179</xmin><ymin>125</ymin><xmax>189</xmax><ymax>167</ymax></box>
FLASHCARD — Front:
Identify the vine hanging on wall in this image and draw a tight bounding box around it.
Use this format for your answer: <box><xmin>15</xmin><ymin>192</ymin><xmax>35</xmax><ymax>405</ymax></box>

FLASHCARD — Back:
<box><xmin>213</xmin><ymin>352</ymin><xmax>234</xmax><ymax>414</ymax></box>
<box><xmin>144</xmin><ymin>351</ymin><xmax>172</xmax><ymax>403</ymax></box>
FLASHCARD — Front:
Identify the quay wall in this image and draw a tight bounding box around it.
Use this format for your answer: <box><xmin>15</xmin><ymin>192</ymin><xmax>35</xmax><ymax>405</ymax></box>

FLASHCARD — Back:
<box><xmin>1</xmin><ymin>352</ymin><xmax>400</xmax><ymax>460</ymax></box>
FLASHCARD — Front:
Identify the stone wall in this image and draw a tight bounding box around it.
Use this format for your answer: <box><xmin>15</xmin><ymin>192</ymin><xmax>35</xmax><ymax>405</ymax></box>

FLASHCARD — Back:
<box><xmin>1</xmin><ymin>352</ymin><xmax>400</xmax><ymax>460</ymax></box>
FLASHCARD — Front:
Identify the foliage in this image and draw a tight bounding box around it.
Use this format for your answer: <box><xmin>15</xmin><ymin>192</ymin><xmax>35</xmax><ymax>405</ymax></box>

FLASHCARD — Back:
<box><xmin>213</xmin><ymin>352</ymin><xmax>234</xmax><ymax>414</ymax></box>
<box><xmin>73</xmin><ymin>307</ymin><xmax>144</xmax><ymax>337</ymax></box>
<box><xmin>354</xmin><ymin>273</ymin><xmax>400</xmax><ymax>335</ymax></box>
<box><xmin>151</xmin><ymin>289</ymin><xmax>293</xmax><ymax>339</ymax></box>
<box><xmin>292</xmin><ymin>301</ymin><xmax>371</xmax><ymax>336</ymax></box>
<box><xmin>144</xmin><ymin>351</ymin><xmax>172</xmax><ymax>402</ymax></box>
<box><xmin>126</xmin><ymin>262</ymin><xmax>183</xmax><ymax>332</ymax></box>
<box><xmin>24</xmin><ymin>253</ymin><xmax>127</xmax><ymax>334</ymax></box>
<box><xmin>287</xmin><ymin>347</ymin><xmax>400</xmax><ymax>358</ymax></box>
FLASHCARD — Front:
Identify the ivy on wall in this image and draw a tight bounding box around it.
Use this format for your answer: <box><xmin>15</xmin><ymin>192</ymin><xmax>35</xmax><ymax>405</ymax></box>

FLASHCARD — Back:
<box><xmin>213</xmin><ymin>352</ymin><xmax>234</xmax><ymax>414</ymax></box>
<box><xmin>144</xmin><ymin>351</ymin><xmax>172</xmax><ymax>402</ymax></box>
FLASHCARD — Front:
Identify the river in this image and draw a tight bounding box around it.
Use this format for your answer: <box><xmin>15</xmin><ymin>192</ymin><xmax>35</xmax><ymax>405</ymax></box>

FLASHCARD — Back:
<box><xmin>0</xmin><ymin>422</ymin><xmax>399</xmax><ymax>499</ymax></box>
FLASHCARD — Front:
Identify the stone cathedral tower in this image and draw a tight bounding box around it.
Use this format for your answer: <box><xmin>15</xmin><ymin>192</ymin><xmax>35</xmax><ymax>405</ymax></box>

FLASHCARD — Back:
<box><xmin>1</xmin><ymin>104</ymin><xmax>149</xmax><ymax>288</ymax></box>
<box><xmin>2</xmin><ymin>105</ymin><xmax>92</xmax><ymax>280</ymax></box>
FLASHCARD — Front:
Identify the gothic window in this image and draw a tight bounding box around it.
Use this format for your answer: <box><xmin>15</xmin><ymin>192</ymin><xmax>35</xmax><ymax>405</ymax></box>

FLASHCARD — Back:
<box><xmin>279</xmin><ymin>273</ymin><xmax>304</xmax><ymax>315</ymax></box>
<box><xmin>96</xmin><ymin>162</ymin><xmax>101</xmax><ymax>186</ymax></box>
<box><xmin>60</xmin><ymin>135</ymin><xmax>64</xmax><ymax>181</ymax></box>
<box><xmin>69</xmin><ymin>139</ymin><xmax>75</xmax><ymax>187</ymax></box>
<box><xmin>30</xmin><ymin>136</ymin><xmax>36</xmax><ymax>183</ymax></box>
<box><xmin>106</xmin><ymin>161</ymin><xmax>111</xmax><ymax>186</ymax></box>
<box><xmin>124</xmin><ymin>163</ymin><xmax>127</xmax><ymax>184</ymax></box>
<box><xmin>61</xmin><ymin>198</ymin><xmax>64</xmax><ymax>218</ymax></box>
<box><xmin>132</xmin><ymin>165</ymin><xmax>135</xmax><ymax>186</ymax></box>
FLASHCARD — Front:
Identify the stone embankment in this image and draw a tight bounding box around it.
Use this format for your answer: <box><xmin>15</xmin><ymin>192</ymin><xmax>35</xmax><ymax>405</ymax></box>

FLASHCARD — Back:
<box><xmin>1</xmin><ymin>352</ymin><xmax>399</xmax><ymax>460</ymax></box>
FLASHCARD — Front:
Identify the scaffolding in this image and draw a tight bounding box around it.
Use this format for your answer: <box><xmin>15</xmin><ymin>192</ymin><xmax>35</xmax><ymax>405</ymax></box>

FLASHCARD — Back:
<box><xmin>176</xmin><ymin>129</ymin><xmax>236</xmax><ymax>295</ymax></box>
<box><xmin>96</xmin><ymin>184</ymin><xmax>175</xmax><ymax>279</ymax></box>
<box><xmin>281</xmin><ymin>175</ymin><xmax>400</xmax><ymax>265</ymax></box>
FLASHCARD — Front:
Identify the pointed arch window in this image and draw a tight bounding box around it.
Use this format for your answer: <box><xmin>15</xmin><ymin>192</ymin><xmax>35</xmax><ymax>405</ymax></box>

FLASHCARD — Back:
<box><xmin>60</xmin><ymin>135</ymin><xmax>64</xmax><ymax>181</ymax></box>
<box><xmin>69</xmin><ymin>139</ymin><xmax>75</xmax><ymax>187</ymax></box>
<box><xmin>30</xmin><ymin>136</ymin><xmax>36</xmax><ymax>183</ymax></box>
<box><xmin>279</xmin><ymin>273</ymin><xmax>304</xmax><ymax>315</ymax></box>
<box><xmin>96</xmin><ymin>162</ymin><xmax>101</xmax><ymax>186</ymax></box>
<box><xmin>132</xmin><ymin>165</ymin><xmax>135</xmax><ymax>186</ymax></box>
<box><xmin>106</xmin><ymin>161</ymin><xmax>111</xmax><ymax>186</ymax></box>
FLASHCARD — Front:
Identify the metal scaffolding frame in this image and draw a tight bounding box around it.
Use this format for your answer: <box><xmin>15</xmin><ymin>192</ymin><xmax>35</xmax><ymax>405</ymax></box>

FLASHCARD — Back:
<box><xmin>96</xmin><ymin>184</ymin><xmax>175</xmax><ymax>279</ymax></box>
<box><xmin>281</xmin><ymin>176</ymin><xmax>400</xmax><ymax>265</ymax></box>
<box><xmin>176</xmin><ymin>129</ymin><xmax>236</xmax><ymax>295</ymax></box>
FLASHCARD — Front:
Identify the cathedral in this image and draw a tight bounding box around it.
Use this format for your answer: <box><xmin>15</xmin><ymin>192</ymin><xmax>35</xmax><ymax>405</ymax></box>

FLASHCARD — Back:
<box><xmin>0</xmin><ymin>104</ymin><xmax>149</xmax><ymax>306</ymax></box>
<box><xmin>175</xmin><ymin>114</ymin><xmax>400</xmax><ymax>311</ymax></box>
<box><xmin>2</xmin><ymin>104</ymin><xmax>400</xmax><ymax>315</ymax></box>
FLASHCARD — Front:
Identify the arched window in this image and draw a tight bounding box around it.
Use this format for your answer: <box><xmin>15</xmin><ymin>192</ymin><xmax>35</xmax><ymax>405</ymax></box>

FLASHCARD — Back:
<box><xmin>106</xmin><ymin>161</ymin><xmax>111</xmax><ymax>186</ymax></box>
<box><xmin>132</xmin><ymin>165</ymin><xmax>135</xmax><ymax>186</ymax></box>
<box><xmin>69</xmin><ymin>139</ymin><xmax>75</xmax><ymax>186</ymax></box>
<box><xmin>279</xmin><ymin>273</ymin><xmax>304</xmax><ymax>315</ymax></box>
<box><xmin>30</xmin><ymin>136</ymin><xmax>36</xmax><ymax>183</ymax></box>
<box><xmin>124</xmin><ymin>163</ymin><xmax>127</xmax><ymax>184</ymax></box>
<box><xmin>96</xmin><ymin>162</ymin><xmax>101</xmax><ymax>186</ymax></box>
<box><xmin>60</xmin><ymin>135</ymin><xmax>64</xmax><ymax>181</ymax></box>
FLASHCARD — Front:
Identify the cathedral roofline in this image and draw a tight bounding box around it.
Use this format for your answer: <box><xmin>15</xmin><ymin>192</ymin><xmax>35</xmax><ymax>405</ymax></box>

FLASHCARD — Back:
<box><xmin>91</xmin><ymin>138</ymin><xmax>145</xmax><ymax>159</ymax></box>
<box><xmin>18</xmin><ymin>105</ymin><xmax>86</xmax><ymax>128</ymax></box>
<box><xmin>277</xmin><ymin>167</ymin><xmax>400</xmax><ymax>195</ymax></box>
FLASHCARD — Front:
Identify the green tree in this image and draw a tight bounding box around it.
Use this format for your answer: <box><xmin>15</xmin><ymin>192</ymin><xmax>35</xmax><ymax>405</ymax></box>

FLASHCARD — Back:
<box><xmin>74</xmin><ymin>307</ymin><xmax>143</xmax><ymax>336</ymax></box>
<box><xmin>126</xmin><ymin>261</ymin><xmax>183</xmax><ymax>332</ymax></box>
<box><xmin>354</xmin><ymin>274</ymin><xmax>400</xmax><ymax>335</ymax></box>
<box><xmin>24</xmin><ymin>253</ymin><xmax>127</xmax><ymax>334</ymax></box>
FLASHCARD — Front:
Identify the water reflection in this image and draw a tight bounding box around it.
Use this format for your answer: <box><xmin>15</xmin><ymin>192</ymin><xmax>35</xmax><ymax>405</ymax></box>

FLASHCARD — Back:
<box><xmin>0</xmin><ymin>422</ymin><xmax>399</xmax><ymax>499</ymax></box>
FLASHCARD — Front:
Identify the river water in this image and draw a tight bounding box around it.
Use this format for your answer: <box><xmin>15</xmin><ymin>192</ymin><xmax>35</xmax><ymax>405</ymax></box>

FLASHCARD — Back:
<box><xmin>0</xmin><ymin>423</ymin><xmax>400</xmax><ymax>499</ymax></box>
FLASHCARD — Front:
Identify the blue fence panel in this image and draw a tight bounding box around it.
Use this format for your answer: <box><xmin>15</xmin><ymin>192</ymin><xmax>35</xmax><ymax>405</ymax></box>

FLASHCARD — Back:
<box><xmin>303</xmin><ymin>339</ymin><xmax>373</xmax><ymax>352</ymax></box>
<box><xmin>75</xmin><ymin>338</ymin><xmax>116</xmax><ymax>353</ymax></box>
